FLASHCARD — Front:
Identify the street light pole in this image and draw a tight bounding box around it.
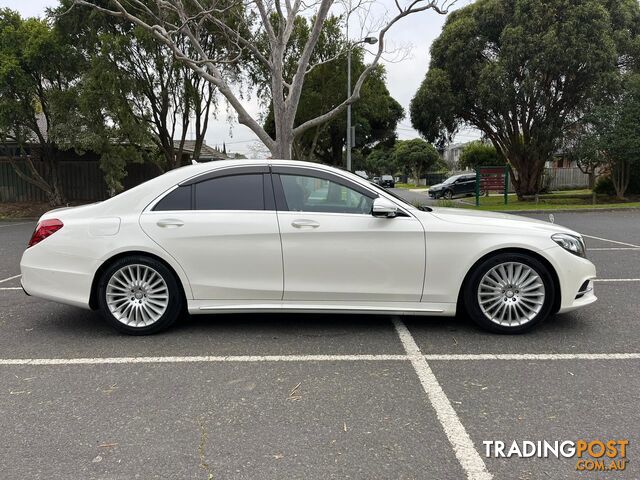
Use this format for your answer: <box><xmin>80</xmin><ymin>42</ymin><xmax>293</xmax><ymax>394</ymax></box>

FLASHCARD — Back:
<box><xmin>345</xmin><ymin>33</ymin><xmax>377</xmax><ymax>172</ymax></box>
<box><xmin>346</xmin><ymin>44</ymin><xmax>352</xmax><ymax>171</ymax></box>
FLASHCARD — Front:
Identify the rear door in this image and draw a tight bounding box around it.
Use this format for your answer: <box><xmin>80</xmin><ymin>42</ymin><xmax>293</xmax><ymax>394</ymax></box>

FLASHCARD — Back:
<box><xmin>272</xmin><ymin>166</ymin><xmax>426</xmax><ymax>302</ymax></box>
<box><xmin>139</xmin><ymin>166</ymin><xmax>283</xmax><ymax>300</ymax></box>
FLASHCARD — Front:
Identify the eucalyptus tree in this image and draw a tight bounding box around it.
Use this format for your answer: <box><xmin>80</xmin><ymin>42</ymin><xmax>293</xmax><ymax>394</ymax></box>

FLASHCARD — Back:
<box><xmin>71</xmin><ymin>0</ymin><xmax>455</xmax><ymax>160</ymax></box>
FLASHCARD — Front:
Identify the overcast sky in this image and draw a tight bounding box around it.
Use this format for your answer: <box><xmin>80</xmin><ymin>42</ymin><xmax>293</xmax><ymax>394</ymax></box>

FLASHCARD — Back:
<box><xmin>0</xmin><ymin>0</ymin><xmax>479</xmax><ymax>155</ymax></box>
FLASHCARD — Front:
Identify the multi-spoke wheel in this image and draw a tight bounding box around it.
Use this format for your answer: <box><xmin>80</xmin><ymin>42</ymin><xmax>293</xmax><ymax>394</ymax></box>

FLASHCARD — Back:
<box><xmin>464</xmin><ymin>253</ymin><xmax>555</xmax><ymax>333</ymax></box>
<box><xmin>97</xmin><ymin>256</ymin><xmax>183</xmax><ymax>335</ymax></box>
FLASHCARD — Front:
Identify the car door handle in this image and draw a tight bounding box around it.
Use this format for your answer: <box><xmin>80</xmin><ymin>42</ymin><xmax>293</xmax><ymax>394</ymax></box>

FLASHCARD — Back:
<box><xmin>291</xmin><ymin>219</ymin><xmax>320</xmax><ymax>229</ymax></box>
<box><xmin>157</xmin><ymin>219</ymin><xmax>184</xmax><ymax>228</ymax></box>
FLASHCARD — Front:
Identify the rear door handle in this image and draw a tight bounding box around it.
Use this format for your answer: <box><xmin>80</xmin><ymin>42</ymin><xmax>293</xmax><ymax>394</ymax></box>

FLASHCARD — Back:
<box><xmin>157</xmin><ymin>219</ymin><xmax>184</xmax><ymax>228</ymax></box>
<box><xmin>291</xmin><ymin>219</ymin><xmax>320</xmax><ymax>229</ymax></box>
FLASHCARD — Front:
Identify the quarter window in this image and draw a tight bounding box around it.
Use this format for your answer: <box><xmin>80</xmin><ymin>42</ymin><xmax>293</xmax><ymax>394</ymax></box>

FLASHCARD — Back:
<box><xmin>195</xmin><ymin>174</ymin><xmax>264</xmax><ymax>210</ymax></box>
<box><xmin>154</xmin><ymin>185</ymin><xmax>191</xmax><ymax>211</ymax></box>
<box><xmin>280</xmin><ymin>174</ymin><xmax>374</xmax><ymax>214</ymax></box>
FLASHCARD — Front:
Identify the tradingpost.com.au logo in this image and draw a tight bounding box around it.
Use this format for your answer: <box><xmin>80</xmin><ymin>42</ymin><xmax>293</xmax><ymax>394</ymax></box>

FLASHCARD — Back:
<box><xmin>483</xmin><ymin>439</ymin><xmax>629</xmax><ymax>472</ymax></box>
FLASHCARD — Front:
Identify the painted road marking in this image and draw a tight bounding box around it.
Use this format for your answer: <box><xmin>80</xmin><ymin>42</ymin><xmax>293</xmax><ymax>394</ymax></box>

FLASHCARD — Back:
<box><xmin>0</xmin><ymin>354</ymin><xmax>409</xmax><ymax>365</ymax></box>
<box><xmin>583</xmin><ymin>234</ymin><xmax>640</xmax><ymax>248</ymax></box>
<box><xmin>422</xmin><ymin>353</ymin><xmax>640</xmax><ymax>361</ymax></box>
<box><xmin>393</xmin><ymin>318</ymin><xmax>492</xmax><ymax>480</ymax></box>
<box><xmin>0</xmin><ymin>287</ymin><xmax>22</xmax><ymax>291</ymax></box>
<box><xmin>594</xmin><ymin>278</ymin><xmax>640</xmax><ymax>283</ymax></box>
<box><xmin>0</xmin><ymin>353</ymin><xmax>638</xmax><ymax>365</ymax></box>
<box><xmin>0</xmin><ymin>274</ymin><xmax>21</xmax><ymax>284</ymax></box>
<box><xmin>0</xmin><ymin>222</ymin><xmax>33</xmax><ymax>229</ymax></box>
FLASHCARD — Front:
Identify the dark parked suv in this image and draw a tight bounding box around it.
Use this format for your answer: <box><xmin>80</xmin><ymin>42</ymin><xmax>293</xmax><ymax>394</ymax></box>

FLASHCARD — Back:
<box><xmin>379</xmin><ymin>175</ymin><xmax>395</xmax><ymax>188</ymax></box>
<box><xmin>428</xmin><ymin>173</ymin><xmax>477</xmax><ymax>199</ymax></box>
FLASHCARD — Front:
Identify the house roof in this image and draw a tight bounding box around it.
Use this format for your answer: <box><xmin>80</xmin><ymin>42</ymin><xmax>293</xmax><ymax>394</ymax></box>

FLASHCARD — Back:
<box><xmin>179</xmin><ymin>140</ymin><xmax>227</xmax><ymax>160</ymax></box>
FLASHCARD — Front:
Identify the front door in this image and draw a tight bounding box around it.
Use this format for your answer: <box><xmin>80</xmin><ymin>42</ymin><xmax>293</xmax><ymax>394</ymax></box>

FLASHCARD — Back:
<box><xmin>272</xmin><ymin>166</ymin><xmax>426</xmax><ymax>302</ymax></box>
<box><xmin>140</xmin><ymin>167</ymin><xmax>283</xmax><ymax>300</ymax></box>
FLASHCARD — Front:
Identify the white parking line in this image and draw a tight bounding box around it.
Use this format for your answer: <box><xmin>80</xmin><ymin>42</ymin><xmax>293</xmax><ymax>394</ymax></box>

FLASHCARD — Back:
<box><xmin>594</xmin><ymin>278</ymin><xmax>640</xmax><ymax>283</ymax></box>
<box><xmin>0</xmin><ymin>274</ymin><xmax>21</xmax><ymax>284</ymax></box>
<box><xmin>0</xmin><ymin>222</ymin><xmax>32</xmax><ymax>229</ymax></box>
<box><xmin>583</xmin><ymin>234</ymin><xmax>640</xmax><ymax>248</ymax></box>
<box><xmin>423</xmin><ymin>353</ymin><xmax>640</xmax><ymax>361</ymax></box>
<box><xmin>0</xmin><ymin>352</ymin><xmax>638</xmax><ymax>365</ymax></box>
<box><xmin>0</xmin><ymin>354</ymin><xmax>409</xmax><ymax>365</ymax></box>
<box><xmin>393</xmin><ymin>318</ymin><xmax>492</xmax><ymax>480</ymax></box>
<box><xmin>0</xmin><ymin>287</ymin><xmax>22</xmax><ymax>291</ymax></box>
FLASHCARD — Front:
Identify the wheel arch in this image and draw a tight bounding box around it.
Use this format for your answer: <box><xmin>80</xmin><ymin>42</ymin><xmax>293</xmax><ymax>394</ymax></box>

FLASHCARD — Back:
<box><xmin>89</xmin><ymin>250</ymin><xmax>188</xmax><ymax>310</ymax></box>
<box><xmin>456</xmin><ymin>247</ymin><xmax>562</xmax><ymax>315</ymax></box>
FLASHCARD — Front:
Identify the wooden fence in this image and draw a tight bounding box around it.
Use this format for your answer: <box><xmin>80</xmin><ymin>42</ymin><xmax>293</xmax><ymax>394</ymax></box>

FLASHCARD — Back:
<box><xmin>0</xmin><ymin>160</ymin><xmax>161</xmax><ymax>203</ymax></box>
<box><xmin>543</xmin><ymin>167</ymin><xmax>590</xmax><ymax>190</ymax></box>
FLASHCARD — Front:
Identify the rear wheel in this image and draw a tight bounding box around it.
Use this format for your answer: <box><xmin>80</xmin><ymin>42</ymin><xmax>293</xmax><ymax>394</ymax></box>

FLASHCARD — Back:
<box><xmin>97</xmin><ymin>256</ymin><xmax>183</xmax><ymax>335</ymax></box>
<box><xmin>463</xmin><ymin>253</ymin><xmax>555</xmax><ymax>334</ymax></box>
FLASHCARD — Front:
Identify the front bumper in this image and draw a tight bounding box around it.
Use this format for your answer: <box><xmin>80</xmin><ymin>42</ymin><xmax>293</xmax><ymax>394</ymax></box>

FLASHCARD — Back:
<box><xmin>544</xmin><ymin>246</ymin><xmax>597</xmax><ymax>313</ymax></box>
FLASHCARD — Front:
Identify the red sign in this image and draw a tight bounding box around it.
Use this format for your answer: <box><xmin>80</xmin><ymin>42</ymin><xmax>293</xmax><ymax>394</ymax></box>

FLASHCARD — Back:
<box><xmin>479</xmin><ymin>167</ymin><xmax>506</xmax><ymax>192</ymax></box>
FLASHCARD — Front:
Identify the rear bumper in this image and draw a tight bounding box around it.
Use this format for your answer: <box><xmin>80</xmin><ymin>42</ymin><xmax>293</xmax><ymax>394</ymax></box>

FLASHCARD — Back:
<box><xmin>20</xmin><ymin>247</ymin><xmax>95</xmax><ymax>310</ymax></box>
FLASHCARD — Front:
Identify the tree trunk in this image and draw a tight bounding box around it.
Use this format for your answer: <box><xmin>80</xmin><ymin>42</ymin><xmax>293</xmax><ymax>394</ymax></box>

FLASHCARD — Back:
<box><xmin>509</xmin><ymin>154</ymin><xmax>546</xmax><ymax>200</ymax></box>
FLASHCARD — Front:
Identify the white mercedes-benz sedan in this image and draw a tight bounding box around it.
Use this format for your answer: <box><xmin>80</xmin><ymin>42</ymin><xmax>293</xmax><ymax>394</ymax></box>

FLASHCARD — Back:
<box><xmin>20</xmin><ymin>159</ymin><xmax>596</xmax><ymax>335</ymax></box>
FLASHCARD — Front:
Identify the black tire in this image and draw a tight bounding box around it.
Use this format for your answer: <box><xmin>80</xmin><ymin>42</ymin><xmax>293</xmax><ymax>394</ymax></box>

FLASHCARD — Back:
<box><xmin>97</xmin><ymin>255</ymin><xmax>184</xmax><ymax>335</ymax></box>
<box><xmin>443</xmin><ymin>190</ymin><xmax>453</xmax><ymax>200</ymax></box>
<box><xmin>463</xmin><ymin>252</ymin><xmax>555</xmax><ymax>334</ymax></box>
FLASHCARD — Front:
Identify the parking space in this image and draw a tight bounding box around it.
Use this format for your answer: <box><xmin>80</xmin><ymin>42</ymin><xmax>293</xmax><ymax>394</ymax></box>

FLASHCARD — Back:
<box><xmin>0</xmin><ymin>209</ymin><xmax>638</xmax><ymax>479</ymax></box>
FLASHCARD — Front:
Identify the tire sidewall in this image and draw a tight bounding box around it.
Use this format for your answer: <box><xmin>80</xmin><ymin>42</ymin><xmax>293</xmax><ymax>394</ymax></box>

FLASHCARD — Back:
<box><xmin>464</xmin><ymin>253</ymin><xmax>555</xmax><ymax>334</ymax></box>
<box><xmin>97</xmin><ymin>256</ymin><xmax>183</xmax><ymax>335</ymax></box>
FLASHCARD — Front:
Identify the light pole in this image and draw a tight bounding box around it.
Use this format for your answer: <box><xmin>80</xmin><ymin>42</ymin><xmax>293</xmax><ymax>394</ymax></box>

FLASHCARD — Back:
<box><xmin>346</xmin><ymin>34</ymin><xmax>377</xmax><ymax>172</ymax></box>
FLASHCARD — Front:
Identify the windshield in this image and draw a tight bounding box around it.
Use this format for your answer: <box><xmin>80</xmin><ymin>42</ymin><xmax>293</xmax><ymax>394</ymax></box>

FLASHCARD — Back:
<box><xmin>443</xmin><ymin>175</ymin><xmax>462</xmax><ymax>185</ymax></box>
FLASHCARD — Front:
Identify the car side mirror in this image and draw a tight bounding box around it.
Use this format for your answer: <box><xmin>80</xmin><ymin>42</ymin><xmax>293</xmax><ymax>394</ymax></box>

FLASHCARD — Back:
<box><xmin>372</xmin><ymin>197</ymin><xmax>398</xmax><ymax>218</ymax></box>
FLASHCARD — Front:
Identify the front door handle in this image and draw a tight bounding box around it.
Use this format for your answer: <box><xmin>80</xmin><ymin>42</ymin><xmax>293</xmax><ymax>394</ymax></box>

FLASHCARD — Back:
<box><xmin>291</xmin><ymin>219</ymin><xmax>320</xmax><ymax>229</ymax></box>
<box><xmin>157</xmin><ymin>219</ymin><xmax>184</xmax><ymax>228</ymax></box>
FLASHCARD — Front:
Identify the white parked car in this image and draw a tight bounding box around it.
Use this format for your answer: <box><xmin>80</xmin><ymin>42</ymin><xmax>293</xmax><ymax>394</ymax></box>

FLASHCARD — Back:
<box><xmin>20</xmin><ymin>160</ymin><xmax>596</xmax><ymax>335</ymax></box>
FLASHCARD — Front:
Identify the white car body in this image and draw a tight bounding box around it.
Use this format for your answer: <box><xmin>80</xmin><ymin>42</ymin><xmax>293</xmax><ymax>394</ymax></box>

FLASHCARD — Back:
<box><xmin>20</xmin><ymin>159</ymin><xmax>596</xmax><ymax>323</ymax></box>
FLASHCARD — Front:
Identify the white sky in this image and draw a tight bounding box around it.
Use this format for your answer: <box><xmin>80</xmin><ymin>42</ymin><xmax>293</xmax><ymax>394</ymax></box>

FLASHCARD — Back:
<box><xmin>0</xmin><ymin>0</ymin><xmax>479</xmax><ymax>155</ymax></box>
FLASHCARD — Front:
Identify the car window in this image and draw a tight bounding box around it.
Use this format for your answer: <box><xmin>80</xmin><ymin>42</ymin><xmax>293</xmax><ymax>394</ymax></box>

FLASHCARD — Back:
<box><xmin>444</xmin><ymin>175</ymin><xmax>459</xmax><ymax>184</ymax></box>
<box><xmin>382</xmin><ymin>175</ymin><xmax>393</xmax><ymax>180</ymax></box>
<box><xmin>195</xmin><ymin>174</ymin><xmax>264</xmax><ymax>210</ymax></box>
<box><xmin>154</xmin><ymin>185</ymin><xmax>192</xmax><ymax>211</ymax></box>
<box><xmin>280</xmin><ymin>174</ymin><xmax>374</xmax><ymax>214</ymax></box>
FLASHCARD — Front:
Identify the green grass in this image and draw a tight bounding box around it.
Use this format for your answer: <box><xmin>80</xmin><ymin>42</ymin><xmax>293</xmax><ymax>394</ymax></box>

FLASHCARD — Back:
<box><xmin>395</xmin><ymin>183</ymin><xmax>428</xmax><ymax>189</ymax></box>
<box><xmin>454</xmin><ymin>191</ymin><xmax>640</xmax><ymax>211</ymax></box>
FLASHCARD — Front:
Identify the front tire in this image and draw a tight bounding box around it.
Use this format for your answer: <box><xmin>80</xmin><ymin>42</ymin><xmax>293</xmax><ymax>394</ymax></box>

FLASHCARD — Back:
<box><xmin>463</xmin><ymin>253</ymin><xmax>555</xmax><ymax>334</ymax></box>
<box><xmin>443</xmin><ymin>190</ymin><xmax>453</xmax><ymax>200</ymax></box>
<box><xmin>97</xmin><ymin>256</ymin><xmax>184</xmax><ymax>335</ymax></box>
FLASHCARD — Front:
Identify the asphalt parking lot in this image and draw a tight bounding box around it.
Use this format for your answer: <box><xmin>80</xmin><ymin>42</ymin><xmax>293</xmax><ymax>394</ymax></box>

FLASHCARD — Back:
<box><xmin>0</xmin><ymin>210</ymin><xmax>638</xmax><ymax>480</ymax></box>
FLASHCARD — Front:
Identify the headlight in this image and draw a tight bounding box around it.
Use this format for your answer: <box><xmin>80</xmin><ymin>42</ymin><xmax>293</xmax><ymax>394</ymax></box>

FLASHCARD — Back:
<box><xmin>552</xmin><ymin>233</ymin><xmax>586</xmax><ymax>258</ymax></box>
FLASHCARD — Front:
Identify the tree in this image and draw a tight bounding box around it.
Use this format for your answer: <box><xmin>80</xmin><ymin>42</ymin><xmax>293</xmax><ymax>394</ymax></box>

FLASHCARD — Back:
<box><xmin>0</xmin><ymin>9</ymin><xmax>84</xmax><ymax>205</ymax></box>
<box><xmin>410</xmin><ymin>0</ymin><xmax>640</xmax><ymax>199</ymax></box>
<box><xmin>56</xmin><ymin>1</ymin><xmax>221</xmax><ymax>171</ymax></box>
<box><xmin>459</xmin><ymin>141</ymin><xmax>502</xmax><ymax>170</ymax></box>
<box><xmin>583</xmin><ymin>74</ymin><xmax>640</xmax><ymax>199</ymax></box>
<box><xmin>72</xmin><ymin>0</ymin><xmax>455</xmax><ymax>160</ymax></box>
<box><xmin>262</xmin><ymin>16</ymin><xmax>403</xmax><ymax>165</ymax></box>
<box><xmin>394</xmin><ymin>139</ymin><xmax>441</xmax><ymax>184</ymax></box>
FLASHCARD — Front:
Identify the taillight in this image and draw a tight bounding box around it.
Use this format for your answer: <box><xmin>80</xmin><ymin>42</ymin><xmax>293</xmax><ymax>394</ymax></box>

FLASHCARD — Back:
<box><xmin>28</xmin><ymin>219</ymin><xmax>64</xmax><ymax>248</ymax></box>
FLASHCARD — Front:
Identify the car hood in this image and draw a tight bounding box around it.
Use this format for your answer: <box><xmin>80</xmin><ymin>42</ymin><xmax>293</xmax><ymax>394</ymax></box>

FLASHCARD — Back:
<box><xmin>424</xmin><ymin>207</ymin><xmax>579</xmax><ymax>236</ymax></box>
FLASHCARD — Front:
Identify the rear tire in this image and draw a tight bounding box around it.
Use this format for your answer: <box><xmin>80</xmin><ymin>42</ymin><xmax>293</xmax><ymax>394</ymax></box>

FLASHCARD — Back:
<box><xmin>463</xmin><ymin>252</ymin><xmax>555</xmax><ymax>334</ymax></box>
<box><xmin>97</xmin><ymin>255</ymin><xmax>184</xmax><ymax>335</ymax></box>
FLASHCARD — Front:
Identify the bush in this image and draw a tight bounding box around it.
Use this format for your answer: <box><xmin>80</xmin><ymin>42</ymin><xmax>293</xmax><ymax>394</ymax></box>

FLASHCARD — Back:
<box><xmin>593</xmin><ymin>175</ymin><xmax>616</xmax><ymax>195</ymax></box>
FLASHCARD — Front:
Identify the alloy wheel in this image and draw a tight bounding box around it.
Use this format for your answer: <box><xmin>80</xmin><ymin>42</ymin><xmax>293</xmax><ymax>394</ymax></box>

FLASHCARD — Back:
<box><xmin>105</xmin><ymin>264</ymin><xmax>169</xmax><ymax>327</ymax></box>
<box><xmin>476</xmin><ymin>261</ymin><xmax>545</xmax><ymax>326</ymax></box>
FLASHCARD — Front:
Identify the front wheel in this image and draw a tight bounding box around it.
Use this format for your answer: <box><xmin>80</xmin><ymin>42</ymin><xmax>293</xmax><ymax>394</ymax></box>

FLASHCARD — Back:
<box><xmin>443</xmin><ymin>190</ymin><xmax>453</xmax><ymax>200</ymax></box>
<box><xmin>463</xmin><ymin>253</ymin><xmax>555</xmax><ymax>334</ymax></box>
<box><xmin>97</xmin><ymin>256</ymin><xmax>184</xmax><ymax>335</ymax></box>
